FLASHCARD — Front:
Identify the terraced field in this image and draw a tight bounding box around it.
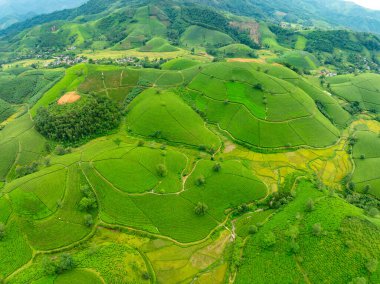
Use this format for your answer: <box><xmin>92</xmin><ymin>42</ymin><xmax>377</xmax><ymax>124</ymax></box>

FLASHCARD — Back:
<box><xmin>328</xmin><ymin>73</ymin><xmax>380</xmax><ymax>112</ymax></box>
<box><xmin>351</xmin><ymin>128</ymin><xmax>380</xmax><ymax>198</ymax></box>
<box><xmin>0</xmin><ymin>55</ymin><xmax>379</xmax><ymax>283</ymax></box>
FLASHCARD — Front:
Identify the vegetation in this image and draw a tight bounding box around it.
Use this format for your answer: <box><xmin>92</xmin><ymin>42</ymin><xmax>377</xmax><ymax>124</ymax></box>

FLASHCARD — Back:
<box><xmin>35</xmin><ymin>94</ymin><xmax>121</xmax><ymax>143</ymax></box>
<box><xmin>0</xmin><ymin>1</ymin><xmax>380</xmax><ymax>283</ymax></box>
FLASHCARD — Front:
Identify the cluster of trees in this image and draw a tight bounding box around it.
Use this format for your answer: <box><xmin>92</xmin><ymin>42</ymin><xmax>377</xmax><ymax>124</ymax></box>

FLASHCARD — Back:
<box><xmin>305</xmin><ymin>31</ymin><xmax>363</xmax><ymax>53</ymax></box>
<box><xmin>43</xmin><ymin>253</ymin><xmax>74</xmax><ymax>275</ymax></box>
<box><xmin>79</xmin><ymin>185</ymin><xmax>97</xmax><ymax>213</ymax></box>
<box><xmin>35</xmin><ymin>94</ymin><xmax>121</xmax><ymax>144</ymax></box>
<box><xmin>15</xmin><ymin>162</ymin><xmax>39</xmax><ymax>178</ymax></box>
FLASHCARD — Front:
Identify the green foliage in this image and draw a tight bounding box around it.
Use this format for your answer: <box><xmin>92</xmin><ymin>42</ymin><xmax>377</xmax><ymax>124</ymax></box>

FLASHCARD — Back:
<box><xmin>84</xmin><ymin>214</ymin><xmax>94</xmax><ymax>227</ymax></box>
<box><xmin>305</xmin><ymin>199</ymin><xmax>315</xmax><ymax>212</ymax></box>
<box><xmin>312</xmin><ymin>223</ymin><xmax>323</xmax><ymax>236</ymax></box>
<box><xmin>261</xmin><ymin>231</ymin><xmax>276</xmax><ymax>249</ymax></box>
<box><xmin>0</xmin><ymin>223</ymin><xmax>5</xmax><ymax>240</ymax></box>
<box><xmin>35</xmin><ymin>94</ymin><xmax>121</xmax><ymax>143</ymax></box>
<box><xmin>194</xmin><ymin>202</ymin><xmax>208</xmax><ymax>216</ymax></box>
<box><xmin>43</xmin><ymin>254</ymin><xmax>75</xmax><ymax>275</ymax></box>
<box><xmin>366</xmin><ymin>258</ymin><xmax>378</xmax><ymax>274</ymax></box>
<box><xmin>156</xmin><ymin>164</ymin><xmax>168</xmax><ymax>177</ymax></box>
<box><xmin>79</xmin><ymin>185</ymin><xmax>97</xmax><ymax>212</ymax></box>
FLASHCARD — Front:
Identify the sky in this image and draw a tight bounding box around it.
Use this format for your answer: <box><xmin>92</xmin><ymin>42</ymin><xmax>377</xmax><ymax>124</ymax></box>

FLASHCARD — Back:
<box><xmin>347</xmin><ymin>0</ymin><xmax>380</xmax><ymax>10</ymax></box>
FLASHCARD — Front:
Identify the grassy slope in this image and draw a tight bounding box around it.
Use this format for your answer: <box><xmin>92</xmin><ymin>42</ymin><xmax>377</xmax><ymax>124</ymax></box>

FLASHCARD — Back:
<box><xmin>236</xmin><ymin>181</ymin><xmax>380</xmax><ymax>284</ymax></box>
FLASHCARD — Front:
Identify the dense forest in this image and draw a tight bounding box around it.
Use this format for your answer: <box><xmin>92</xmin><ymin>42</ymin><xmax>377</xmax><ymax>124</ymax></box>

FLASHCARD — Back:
<box><xmin>35</xmin><ymin>94</ymin><xmax>122</xmax><ymax>143</ymax></box>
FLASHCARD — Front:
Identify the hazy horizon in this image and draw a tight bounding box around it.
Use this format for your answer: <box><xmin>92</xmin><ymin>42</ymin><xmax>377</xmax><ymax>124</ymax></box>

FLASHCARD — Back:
<box><xmin>347</xmin><ymin>0</ymin><xmax>380</xmax><ymax>10</ymax></box>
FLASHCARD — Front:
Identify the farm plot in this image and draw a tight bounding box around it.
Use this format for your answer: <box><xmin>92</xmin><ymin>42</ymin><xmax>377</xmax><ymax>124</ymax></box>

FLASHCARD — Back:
<box><xmin>8</xmin><ymin>165</ymin><xmax>94</xmax><ymax>250</ymax></box>
<box><xmin>235</xmin><ymin>181</ymin><xmax>376</xmax><ymax>284</ymax></box>
<box><xmin>351</xmin><ymin>131</ymin><xmax>380</xmax><ymax>197</ymax></box>
<box><xmin>182</xmin><ymin>160</ymin><xmax>268</xmax><ymax>220</ymax></box>
<box><xmin>180</xmin><ymin>25</ymin><xmax>234</xmax><ymax>48</ymax></box>
<box><xmin>94</xmin><ymin>147</ymin><xmax>187</xmax><ymax>194</ymax></box>
<box><xmin>328</xmin><ymin>73</ymin><xmax>380</xmax><ymax>112</ymax></box>
<box><xmin>126</xmin><ymin>89</ymin><xmax>220</xmax><ymax>149</ymax></box>
<box><xmin>186</xmin><ymin>62</ymin><xmax>340</xmax><ymax>149</ymax></box>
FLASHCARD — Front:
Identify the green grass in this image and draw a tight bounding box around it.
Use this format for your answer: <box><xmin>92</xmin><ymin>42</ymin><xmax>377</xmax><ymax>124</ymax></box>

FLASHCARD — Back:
<box><xmin>94</xmin><ymin>147</ymin><xmax>187</xmax><ymax>194</ymax></box>
<box><xmin>161</xmin><ymin>58</ymin><xmax>201</xmax><ymax>70</ymax></box>
<box><xmin>186</xmin><ymin>62</ymin><xmax>340</xmax><ymax>149</ymax></box>
<box><xmin>182</xmin><ymin>160</ymin><xmax>268</xmax><ymax>220</ymax></box>
<box><xmin>139</xmin><ymin>37</ymin><xmax>179</xmax><ymax>52</ymax></box>
<box><xmin>272</xmin><ymin>51</ymin><xmax>319</xmax><ymax>70</ymax></box>
<box><xmin>0</xmin><ymin>219</ymin><xmax>33</xmax><ymax>278</ymax></box>
<box><xmin>295</xmin><ymin>35</ymin><xmax>307</xmax><ymax>50</ymax></box>
<box><xmin>352</xmin><ymin>131</ymin><xmax>380</xmax><ymax>197</ymax></box>
<box><xmin>180</xmin><ymin>25</ymin><xmax>234</xmax><ymax>47</ymax></box>
<box><xmin>259</xmin><ymin>22</ymin><xmax>284</xmax><ymax>51</ymax></box>
<box><xmin>126</xmin><ymin>89</ymin><xmax>220</xmax><ymax>148</ymax></box>
<box><xmin>31</xmin><ymin>65</ymin><xmax>88</xmax><ymax>116</ymax></box>
<box><xmin>328</xmin><ymin>73</ymin><xmax>380</xmax><ymax>112</ymax></box>
<box><xmin>236</xmin><ymin>180</ymin><xmax>379</xmax><ymax>284</ymax></box>
<box><xmin>0</xmin><ymin>114</ymin><xmax>47</xmax><ymax>181</ymax></box>
<box><xmin>217</xmin><ymin>44</ymin><xmax>256</xmax><ymax>58</ymax></box>
<box><xmin>54</xmin><ymin>269</ymin><xmax>103</xmax><ymax>284</ymax></box>
<box><xmin>0</xmin><ymin>98</ymin><xmax>15</xmax><ymax>123</ymax></box>
<box><xmin>0</xmin><ymin>69</ymin><xmax>63</xmax><ymax>105</ymax></box>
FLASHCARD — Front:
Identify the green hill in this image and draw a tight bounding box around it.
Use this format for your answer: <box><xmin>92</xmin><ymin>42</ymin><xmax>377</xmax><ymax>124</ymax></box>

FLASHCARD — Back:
<box><xmin>0</xmin><ymin>0</ymin><xmax>379</xmax><ymax>283</ymax></box>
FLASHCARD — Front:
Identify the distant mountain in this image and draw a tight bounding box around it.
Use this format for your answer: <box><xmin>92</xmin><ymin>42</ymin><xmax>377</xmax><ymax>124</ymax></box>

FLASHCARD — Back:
<box><xmin>0</xmin><ymin>0</ymin><xmax>87</xmax><ymax>29</ymax></box>
<box><xmin>1</xmin><ymin>0</ymin><xmax>380</xmax><ymax>35</ymax></box>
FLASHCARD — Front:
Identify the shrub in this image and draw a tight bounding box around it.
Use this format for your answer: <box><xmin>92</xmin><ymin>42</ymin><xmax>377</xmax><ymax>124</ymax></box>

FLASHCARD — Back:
<box><xmin>43</xmin><ymin>254</ymin><xmax>75</xmax><ymax>275</ymax></box>
<box><xmin>156</xmin><ymin>164</ymin><xmax>168</xmax><ymax>177</ymax></box>
<box><xmin>312</xmin><ymin>223</ymin><xmax>322</xmax><ymax>236</ymax></box>
<box><xmin>194</xmin><ymin>202</ymin><xmax>208</xmax><ymax>216</ymax></box>
<box><xmin>248</xmin><ymin>225</ymin><xmax>258</xmax><ymax>235</ymax></box>
<box><xmin>55</xmin><ymin>145</ymin><xmax>71</xmax><ymax>156</ymax></box>
<box><xmin>84</xmin><ymin>214</ymin><xmax>94</xmax><ymax>227</ymax></box>
<box><xmin>56</xmin><ymin>254</ymin><xmax>75</xmax><ymax>274</ymax></box>
<box><xmin>366</xmin><ymin>258</ymin><xmax>378</xmax><ymax>274</ymax></box>
<box><xmin>262</xmin><ymin>232</ymin><xmax>276</xmax><ymax>249</ymax></box>
<box><xmin>0</xmin><ymin>223</ymin><xmax>5</xmax><ymax>240</ymax></box>
<box><xmin>213</xmin><ymin>163</ymin><xmax>222</xmax><ymax>172</ymax></box>
<box><xmin>366</xmin><ymin>207</ymin><xmax>379</xmax><ymax>217</ymax></box>
<box><xmin>79</xmin><ymin>185</ymin><xmax>97</xmax><ymax>212</ymax></box>
<box><xmin>195</xmin><ymin>176</ymin><xmax>206</xmax><ymax>186</ymax></box>
<box><xmin>305</xmin><ymin>199</ymin><xmax>315</xmax><ymax>212</ymax></box>
<box><xmin>289</xmin><ymin>241</ymin><xmax>300</xmax><ymax>254</ymax></box>
<box><xmin>15</xmin><ymin>161</ymin><xmax>39</xmax><ymax>177</ymax></box>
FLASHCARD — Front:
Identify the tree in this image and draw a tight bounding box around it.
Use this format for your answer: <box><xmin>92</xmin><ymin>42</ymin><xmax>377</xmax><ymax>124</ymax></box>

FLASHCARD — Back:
<box><xmin>290</xmin><ymin>241</ymin><xmax>300</xmax><ymax>254</ymax></box>
<box><xmin>262</xmin><ymin>232</ymin><xmax>276</xmax><ymax>249</ymax></box>
<box><xmin>248</xmin><ymin>225</ymin><xmax>258</xmax><ymax>235</ymax></box>
<box><xmin>114</xmin><ymin>138</ymin><xmax>122</xmax><ymax>147</ymax></box>
<box><xmin>366</xmin><ymin>207</ymin><xmax>379</xmax><ymax>217</ymax></box>
<box><xmin>195</xmin><ymin>176</ymin><xmax>206</xmax><ymax>186</ymax></box>
<box><xmin>42</xmin><ymin>257</ymin><xmax>56</xmax><ymax>275</ymax></box>
<box><xmin>79</xmin><ymin>197</ymin><xmax>97</xmax><ymax>212</ymax></box>
<box><xmin>84</xmin><ymin>214</ymin><xmax>94</xmax><ymax>227</ymax></box>
<box><xmin>56</xmin><ymin>254</ymin><xmax>75</xmax><ymax>274</ymax></box>
<box><xmin>366</xmin><ymin>258</ymin><xmax>378</xmax><ymax>274</ymax></box>
<box><xmin>194</xmin><ymin>202</ymin><xmax>208</xmax><ymax>216</ymax></box>
<box><xmin>0</xmin><ymin>223</ymin><xmax>5</xmax><ymax>240</ymax></box>
<box><xmin>312</xmin><ymin>223</ymin><xmax>322</xmax><ymax>236</ymax></box>
<box><xmin>305</xmin><ymin>199</ymin><xmax>315</xmax><ymax>212</ymax></box>
<box><xmin>156</xmin><ymin>164</ymin><xmax>168</xmax><ymax>177</ymax></box>
<box><xmin>213</xmin><ymin>163</ymin><xmax>222</xmax><ymax>172</ymax></box>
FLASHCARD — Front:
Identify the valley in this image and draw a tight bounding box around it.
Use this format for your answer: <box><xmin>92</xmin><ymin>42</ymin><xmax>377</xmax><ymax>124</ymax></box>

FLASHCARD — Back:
<box><xmin>0</xmin><ymin>0</ymin><xmax>379</xmax><ymax>283</ymax></box>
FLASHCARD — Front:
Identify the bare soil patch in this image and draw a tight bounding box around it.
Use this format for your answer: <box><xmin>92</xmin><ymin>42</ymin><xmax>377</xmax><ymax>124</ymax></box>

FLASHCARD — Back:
<box><xmin>58</xmin><ymin>92</ymin><xmax>81</xmax><ymax>105</ymax></box>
